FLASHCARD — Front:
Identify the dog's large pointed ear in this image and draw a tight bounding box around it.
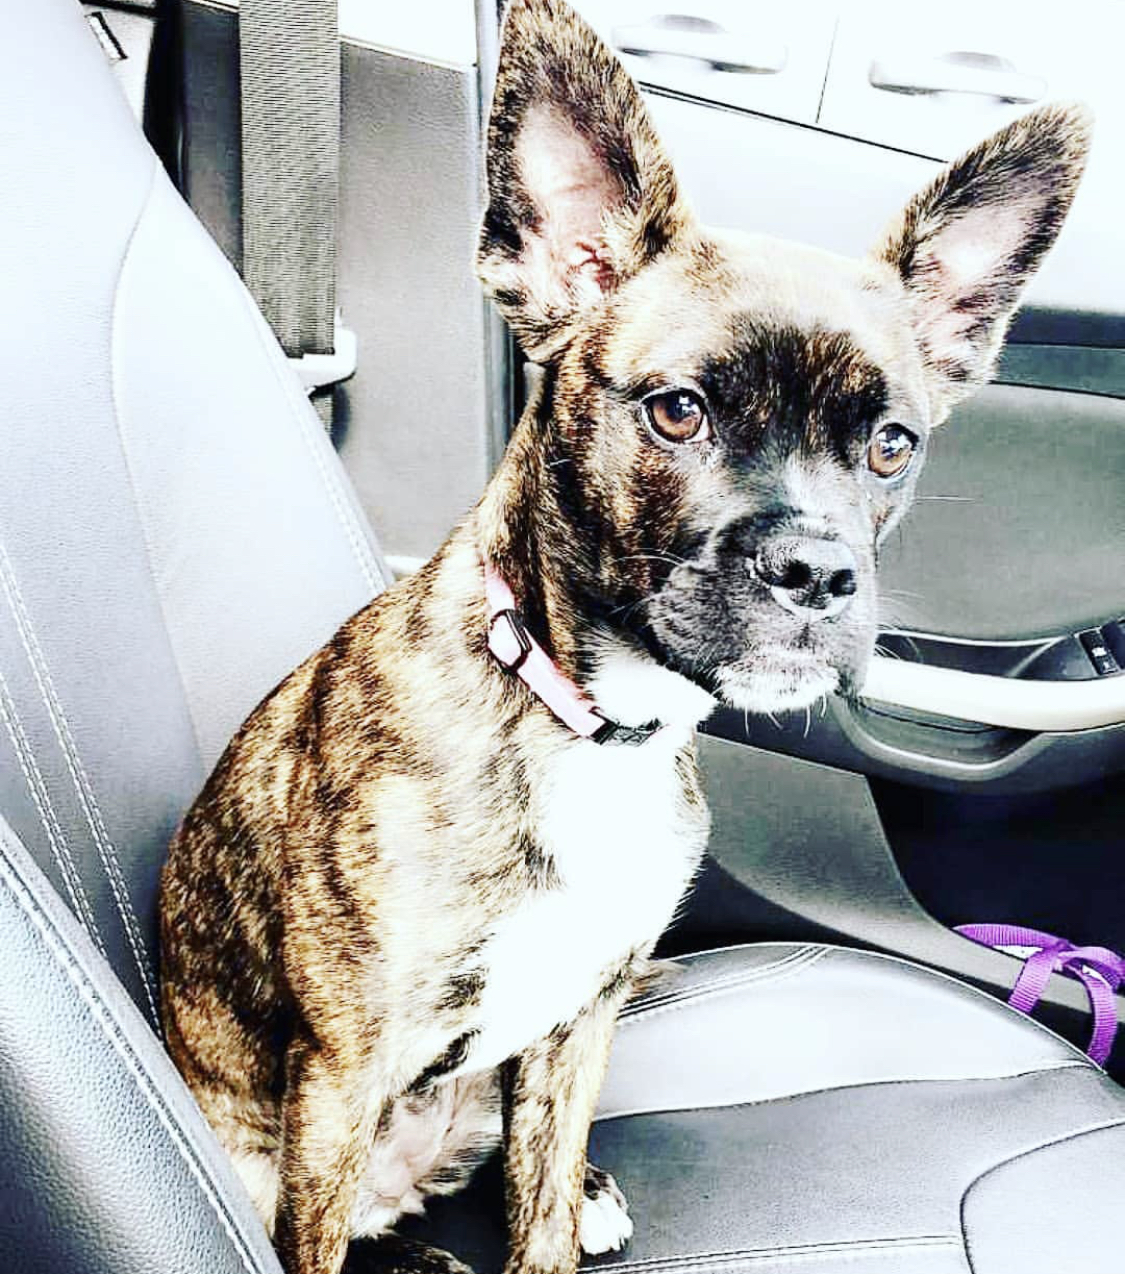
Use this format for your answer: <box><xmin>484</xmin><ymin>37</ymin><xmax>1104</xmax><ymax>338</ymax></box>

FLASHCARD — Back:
<box><xmin>873</xmin><ymin>103</ymin><xmax>1092</xmax><ymax>421</ymax></box>
<box><xmin>477</xmin><ymin>0</ymin><xmax>694</xmax><ymax>361</ymax></box>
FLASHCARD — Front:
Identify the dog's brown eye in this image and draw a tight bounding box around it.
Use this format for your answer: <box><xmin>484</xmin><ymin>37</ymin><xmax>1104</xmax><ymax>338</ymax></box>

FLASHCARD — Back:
<box><xmin>645</xmin><ymin>390</ymin><xmax>709</xmax><ymax>443</ymax></box>
<box><xmin>867</xmin><ymin>423</ymin><xmax>916</xmax><ymax>479</ymax></box>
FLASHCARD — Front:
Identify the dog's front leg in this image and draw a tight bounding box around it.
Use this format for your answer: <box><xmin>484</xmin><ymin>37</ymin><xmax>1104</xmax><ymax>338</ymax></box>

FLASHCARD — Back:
<box><xmin>274</xmin><ymin>1033</ymin><xmax>382</xmax><ymax>1274</ymax></box>
<box><xmin>502</xmin><ymin>991</ymin><xmax>624</xmax><ymax>1274</ymax></box>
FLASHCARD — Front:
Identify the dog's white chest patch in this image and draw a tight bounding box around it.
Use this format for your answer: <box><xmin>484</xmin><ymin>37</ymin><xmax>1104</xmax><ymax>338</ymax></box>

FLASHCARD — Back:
<box><xmin>466</xmin><ymin>724</ymin><xmax>705</xmax><ymax>1070</ymax></box>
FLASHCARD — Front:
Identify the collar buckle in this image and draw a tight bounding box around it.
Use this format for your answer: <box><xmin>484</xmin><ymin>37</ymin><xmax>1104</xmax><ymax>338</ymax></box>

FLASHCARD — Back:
<box><xmin>590</xmin><ymin>710</ymin><xmax>663</xmax><ymax>747</ymax></box>
<box><xmin>483</xmin><ymin>559</ymin><xmax>664</xmax><ymax>746</ymax></box>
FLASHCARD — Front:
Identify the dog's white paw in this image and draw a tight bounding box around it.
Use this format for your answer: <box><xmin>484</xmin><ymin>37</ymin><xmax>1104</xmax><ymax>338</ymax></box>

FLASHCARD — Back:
<box><xmin>580</xmin><ymin>1167</ymin><xmax>633</xmax><ymax>1255</ymax></box>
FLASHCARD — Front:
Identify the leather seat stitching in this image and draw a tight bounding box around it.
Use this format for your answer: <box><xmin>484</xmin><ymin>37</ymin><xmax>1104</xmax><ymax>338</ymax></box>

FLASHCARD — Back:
<box><xmin>629</xmin><ymin>943</ymin><xmax>1093</xmax><ymax>1068</ymax></box>
<box><xmin>0</xmin><ymin>661</ymin><xmax>106</xmax><ymax>953</ymax></box>
<box><xmin>627</xmin><ymin>947</ymin><xmax>820</xmax><ymax>1007</ymax></box>
<box><xmin>0</xmin><ymin>826</ymin><xmax>269</xmax><ymax>1274</ymax></box>
<box><xmin>595</xmin><ymin>1061</ymin><xmax>1095</xmax><ymax>1122</ymax></box>
<box><xmin>589</xmin><ymin>1233</ymin><xmax>961</xmax><ymax>1271</ymax></box>
<box><xmin>958</xmin><ymin>1117</ymin><xmax>1125</xmax><ymax>1273</ymax></box>
<box><xmin>0</xmin><ymin>538</ymin><xmax>160</xmax><ymax>1025</ymax></box>
<box><xmin>665</xmin><ymin>942</ymin><xmax>807</xmax><ymax>963</ymax></box>
<box><xmin>621</xmin><ymin>948</ymin><xmax>825</xmax><ymax>1020</ymax></box>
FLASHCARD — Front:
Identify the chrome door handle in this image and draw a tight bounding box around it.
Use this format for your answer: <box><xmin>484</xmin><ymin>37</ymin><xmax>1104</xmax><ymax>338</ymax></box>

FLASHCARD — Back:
<box><xmin>611</xmin><ymin>15</ymin><xmax>788</xmax><ymax>75</ymax></box>
<box><xmin>869</xmin><ymin>51</ymin><xmax>1046</xmax><ymax>103</ymax></box>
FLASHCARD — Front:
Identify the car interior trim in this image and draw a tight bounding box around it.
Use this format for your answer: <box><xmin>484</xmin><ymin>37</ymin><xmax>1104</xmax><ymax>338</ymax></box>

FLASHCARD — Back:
<box><xmin>995</xmin><ymin>343</ymin><xmax>1125</xmax><ymax>399</ymax></box>
<box><xmin>861</xmin><ymin>655</ymin><xmax>1125</xmax><ymax>732</ymax></box>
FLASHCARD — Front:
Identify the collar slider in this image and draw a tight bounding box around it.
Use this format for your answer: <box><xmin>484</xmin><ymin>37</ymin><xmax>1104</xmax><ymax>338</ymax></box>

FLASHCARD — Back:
<box><xmin>482</xmin><ymin>560</ymin><xmax>664</xmax><ymax>746</ymax></box>
<box><xmin>488</xmin><ymin>607</ymin><xmax>533</xmax><ymax>673</ymax></box>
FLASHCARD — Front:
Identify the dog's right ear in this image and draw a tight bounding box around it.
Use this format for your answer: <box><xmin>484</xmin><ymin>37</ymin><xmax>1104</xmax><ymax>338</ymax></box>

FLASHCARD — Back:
<box><xmin>477</xmin><ymin>0</ymin><xmax>693</xmax><ymax>362</ymax></box>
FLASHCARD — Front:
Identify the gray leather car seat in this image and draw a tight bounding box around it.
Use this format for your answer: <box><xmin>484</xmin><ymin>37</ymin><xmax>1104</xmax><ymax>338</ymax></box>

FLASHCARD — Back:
<box><xmin>1</xmin><ymin>3</ymin><xmax>1123</xmax><ymax>1274</ymax></box>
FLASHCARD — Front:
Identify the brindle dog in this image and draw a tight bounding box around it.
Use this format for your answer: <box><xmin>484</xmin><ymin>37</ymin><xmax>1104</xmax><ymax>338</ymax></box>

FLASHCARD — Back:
<box><xmin>160</xmin><ymin>4</ymin><xmax>1091</xmax><ymax>1274</ymax></box>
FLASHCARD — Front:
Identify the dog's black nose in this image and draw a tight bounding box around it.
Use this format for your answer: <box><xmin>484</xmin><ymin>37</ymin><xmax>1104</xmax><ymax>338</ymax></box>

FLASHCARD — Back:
<box><xmin>752</xmin><ymin>535</ymin><xmax>857</xmax><ymax>619</ymax></box>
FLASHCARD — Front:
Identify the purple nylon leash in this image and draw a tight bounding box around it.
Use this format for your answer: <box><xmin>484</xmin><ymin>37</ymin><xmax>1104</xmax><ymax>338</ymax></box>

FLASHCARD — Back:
<box><xmin>957</xmin><ymin>923</ymin><xmax>1125</xmax><ymax>1066</ymax></box>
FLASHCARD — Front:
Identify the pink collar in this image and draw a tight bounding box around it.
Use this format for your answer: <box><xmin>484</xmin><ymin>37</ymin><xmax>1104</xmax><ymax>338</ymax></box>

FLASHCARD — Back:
<box><xmin>484</xmin><ymin>563</ymin><xmax>662</xmax><ymax>746</ymax></box>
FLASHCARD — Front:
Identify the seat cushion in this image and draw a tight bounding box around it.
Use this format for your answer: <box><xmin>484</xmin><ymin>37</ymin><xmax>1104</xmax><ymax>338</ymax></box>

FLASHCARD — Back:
<box><xmin>402</xmin><ymin>944</ymin><xmax>1125</xmax><ymax>1274</ymax></box>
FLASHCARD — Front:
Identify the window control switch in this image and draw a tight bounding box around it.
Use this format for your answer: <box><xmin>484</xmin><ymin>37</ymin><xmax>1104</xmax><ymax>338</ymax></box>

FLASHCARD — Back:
<box><xmin>1103</xmin><ymin>620</ymin><xmax>1125</xmax><ymax>670</ymax></box>
<box><xmin>1078</xmin><ymin>627</ymin><xmax>1121</xmax><ymax>676</ymax></box>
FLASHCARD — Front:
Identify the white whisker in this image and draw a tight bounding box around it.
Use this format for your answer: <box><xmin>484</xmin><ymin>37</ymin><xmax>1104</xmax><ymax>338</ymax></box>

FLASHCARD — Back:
<box><xmin>618</xmin><ymin>551</ymin><xmax>688</xmax><ymax>567</ymax></box>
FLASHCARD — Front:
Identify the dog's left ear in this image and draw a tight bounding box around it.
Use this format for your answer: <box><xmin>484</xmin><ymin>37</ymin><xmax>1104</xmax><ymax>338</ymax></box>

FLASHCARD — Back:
<box><xmin>874</xmin><ymin>103</ymin><xmax>1092</xmax><ymax>421</ymax></box>
<box><xmin>478</xmin><ymin>0</ymin><xmax>693</xmax><ymax>362</ymax></box>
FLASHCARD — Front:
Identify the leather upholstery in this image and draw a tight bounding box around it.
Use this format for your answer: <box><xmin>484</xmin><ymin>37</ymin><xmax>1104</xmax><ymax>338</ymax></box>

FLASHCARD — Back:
<box><xmin>0</xmin><ymin>812</ymin><xmax>282</xmax><ymax>1274</ymax></box>
<box><xmin>3</xmin><ymin>4</ymin><xmax>1125</xmax><ymax>1274</ymax></box>
<box><xmin>599</xmin><ymin>944</ymin><xmax>1086</xmax><ymax>1116</ymax></box>
<box><xmin>0</xmin><ymin>0</ymin><xmax>388</xmax><ymax>1027</ymax></box>
<box><xmin>408</xmin><ymin>946</ymin><xmax>1125</xmax><ymax>1274</ymax></box>
<box><xmin>1</xmin><ymin>2</ymin><xmax>383</xmax><ymax>1269</ymax></box>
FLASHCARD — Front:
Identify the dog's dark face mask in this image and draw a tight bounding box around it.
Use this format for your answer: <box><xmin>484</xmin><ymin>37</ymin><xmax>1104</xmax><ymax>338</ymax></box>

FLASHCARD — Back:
<box><xmin>479</xmin><ymin>0</ymin><xmax>1090</xmax><ymax>714</ymax></box>
<box><xmin>548</xmin><ymin>248</ymin><xmax>933</xmax><ymax>712</ymax></box>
